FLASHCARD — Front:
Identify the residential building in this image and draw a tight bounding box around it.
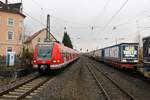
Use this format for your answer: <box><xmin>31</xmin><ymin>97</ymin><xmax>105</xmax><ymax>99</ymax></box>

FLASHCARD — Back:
<box><xmin>24</xmin><ymin>28</ymin><xmax>57</xmax><ymax>52</ymax></box>
<box><xmin>0</xmin><ymin>1</ymin><xmax>25</xmax><ymax>56</ymax></box>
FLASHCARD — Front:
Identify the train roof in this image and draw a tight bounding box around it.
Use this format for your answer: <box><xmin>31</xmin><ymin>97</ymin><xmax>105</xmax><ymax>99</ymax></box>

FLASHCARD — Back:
<box><xmin>142</xmin><ymin>36</ymin><xmax>150</xmax><ymax>40</ymax></box>
<box><xmin>89</xmin><ymin>43</ymin><xmax>139</xmax><ymax>53</ymax></box>
<box><xmin>103</xmin><ymin>43</ymin><xmax>139</xmax><ymax>49</ymax></box>
<box><xmin>36</xmin><ymin>42</ymin><xmax>79</xmax><ymax>53</ymax></box>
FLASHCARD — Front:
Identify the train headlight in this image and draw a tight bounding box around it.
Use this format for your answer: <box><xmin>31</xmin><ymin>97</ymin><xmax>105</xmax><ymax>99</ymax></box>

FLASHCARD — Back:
<box><xmin>134</xmin><ymin>60</ymin><xmax>138</xmax><ymax>62</ymax></box>
<box><xmin>122</xmin><ymin>59</ymin><xmax>127</xmax><ymax>62</ymax></box>
<box><xmin>33</xmin><ymin>60</ymin><xmax>36</xmax><ymax>63</ymax></box>
<box><xmin>53</xmin><ymin>60</ymin><xmax>56</xmax><ymax>63</ymax></box>
<box><xmin>52</xmin><ymin>60</ymin><xmax>60</xmax><ymax>63</ymax></box>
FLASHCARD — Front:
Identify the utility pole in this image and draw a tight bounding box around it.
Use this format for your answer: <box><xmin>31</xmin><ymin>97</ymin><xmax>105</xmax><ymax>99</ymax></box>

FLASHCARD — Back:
<box><xmin>5</xmin><ymin>0</ymin><xmax>8</xmax><ymax>4</ymax></box>
<box><xmin>115</xmin><ymin>38</ymin><xmax>117</xmax><ymax>45</ymax></box>
<box><xmin>47</xmin><ymin>14</ymin><xmax>50</xmax><ymax>40</ymax></box>
<box><xmin>64</xmin><ymin>26</ymin><xmax>67</xmax><ymax>33</ymax></box>
<box><xmin>44</xmin><ymin>14</ymin><xmax>57</xmax><ymax>42</ymax></box>
<box><xmin>45</xmin><ymin>14</ymin><xmax>51</xmax><ymax>42</ymax></box>
<box><xmin>113</xmin><ymin>26</ymin><xmax>117</xmax><ymax>45</ymax></box>
<box><xmin>135</xmin><ymin>20</ymin><xmax>141</xmax><ymax>45</ymax></box>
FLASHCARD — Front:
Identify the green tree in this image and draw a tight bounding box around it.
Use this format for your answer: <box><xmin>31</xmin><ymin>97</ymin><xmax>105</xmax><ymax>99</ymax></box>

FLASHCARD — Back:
<box><xmin>62</xmin><ymin>32</ymin><xmax>73</xmax><ymax>48</ymax></box>
<box><xmin>21</xmin><ymin>47</ymin><xmax>33</xmax><ymax>66</ymax></box>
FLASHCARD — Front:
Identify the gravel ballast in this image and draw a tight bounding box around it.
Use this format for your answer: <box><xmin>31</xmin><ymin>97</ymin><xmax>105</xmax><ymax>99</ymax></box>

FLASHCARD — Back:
<box><xmin>28</xmin><ymin>56</ymin><xmax>150</xmax><ymax>100</ymax></box>
<box><xmin>30</xmin><ymin>57</ymin><xmax>104</xmax><ymax>100</ymax></box>
<box><xmin>89</xmin><ymin>57</ymin><xmax>150</xmax><ymax>100</ymax></box>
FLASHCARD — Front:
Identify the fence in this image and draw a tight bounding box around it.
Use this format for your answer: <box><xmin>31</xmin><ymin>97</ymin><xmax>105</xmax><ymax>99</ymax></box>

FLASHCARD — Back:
<box><xmin>0</xmin><ymin>56</ymin><xmax>32</xmax><ymax>68</ymax></box>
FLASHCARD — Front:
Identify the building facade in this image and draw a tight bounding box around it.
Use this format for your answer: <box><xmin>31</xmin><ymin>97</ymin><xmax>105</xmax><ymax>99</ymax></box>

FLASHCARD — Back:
<box><xmin>24</xmin><ymin>28</ymin><xmax>57</xmax><ymax>52</ymax></box>
<box><xmin>0</xmin><ymin>1</ymin><xmax>25</xmax><ymax>56</ymax></box>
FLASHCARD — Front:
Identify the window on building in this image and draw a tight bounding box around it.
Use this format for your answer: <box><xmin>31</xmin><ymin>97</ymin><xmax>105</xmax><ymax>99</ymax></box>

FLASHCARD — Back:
<box><xmin>38</xmin><ymin>38</ymin><xmax>41</xmax><ymax>42</ymax></box>
<box><xmin>7</xmin><ymin>31</ymin><xmax>13</xmax><ymax>40</ymax></box>
<box><xmin>7</xmin><ymin>47</ymin><xmax>12</xmax><ymax>52</ymax></box>
<box><xmin>19</xmin><ymin>20</ymin><xmax>23</xmax><ymax>28</ymax></box>
<box><xmin>19</xmin><ymin>34</ymin><xmax>22</xmax><ymax>42</ymax></box>
<box><xmin>0</xmin><ymin>16</ymin><xmax>1</xmax><ymax>25</ymax></box>
<box><xmin>7</xmin><ymin>18</ymin><xmax>14</xmax><ymax>26</ymax></box>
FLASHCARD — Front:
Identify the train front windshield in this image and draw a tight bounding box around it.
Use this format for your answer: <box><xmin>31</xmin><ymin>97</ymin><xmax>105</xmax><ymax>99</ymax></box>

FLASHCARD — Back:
<box><xmin>37</xmin><ymin>44</ymin><xmax>53</xmax><ymax>59</ymax></box>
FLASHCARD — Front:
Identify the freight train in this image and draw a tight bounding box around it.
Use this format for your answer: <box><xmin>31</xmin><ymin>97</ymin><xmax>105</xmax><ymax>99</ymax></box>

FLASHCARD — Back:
<box><xmin>88</xmin><ymin>40</ymin><xmax>150</xmax><ymax>78</ymax></box>
<box><xmin>89</xmin><ymin>43</ymin><xmax>138</xmax><ymax>70</ymax></box>
<box><xmin>33</xmin><ymin>42</ymin><xmax>79</xmax><ymax>73</ymax></box>
<box><xmin>138</xmin><ymin>36</ymin><xmax>150</xmax><ymax>77</ymax></box>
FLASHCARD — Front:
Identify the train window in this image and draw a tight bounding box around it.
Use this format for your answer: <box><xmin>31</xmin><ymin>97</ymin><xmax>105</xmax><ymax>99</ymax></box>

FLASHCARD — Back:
<box><xmin>37</xmin><ymin>45</ymin><xmax>52</xmax><ymax>59</ymax></box>
<box><xmin>71</xmin><ymin>53</ymin><xmax>72</xmax><ymax>57</ymax></box>
<box><xmin>62</xmin><ymin>52</ymin><xmax>65</xmax><ymax>58</ymax></box>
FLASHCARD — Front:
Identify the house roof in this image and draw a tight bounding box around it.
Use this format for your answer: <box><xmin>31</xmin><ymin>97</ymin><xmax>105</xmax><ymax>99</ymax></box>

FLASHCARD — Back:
<box><xmin>0</xmin><ymin>1</ymin><xmax>5</xmax><ymax>6</ymax></box>
<box><xmin>24</xmin><ymin>28</ymin><xmax>57</xmax><ymax>43</ymax></box>
<box><xmin>8</xmin><ymin>3</ymin><xmax>22</xmax><ymax>10</ymax></box>
<box><xmin>0</xmin><ymin>2</ymin><xmax>25</xmax><ymax>17</ymax></box>
<box><xmin>0</xmin><ymin>9</ymin><xmax>25</xmax><ymax>17</ymax></box>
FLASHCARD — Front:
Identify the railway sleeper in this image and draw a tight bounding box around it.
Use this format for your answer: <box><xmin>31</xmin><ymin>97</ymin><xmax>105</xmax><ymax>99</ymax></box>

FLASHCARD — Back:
<box><xmin>25</xmin><ymin>95</ymin><xmax>32</xmax><ymax>99</ymax></box>
<box><xmin>14</xmin><ymin>89</ymin><xmax>27</xmax><ymax>92</ymax></box>
<box><xmin>9</xmin><ymin>92</ymin><xmax>24</xmax><ymax>95</ymax></box>
<box><xmin>3</xmin><ymin>94</ymin><xmax>19</xmax><ymax>98</ymax></box>
<box><xmin>19</xmin><ymin>87</ymin><xmax>31</xmax><ymax>90</ymax></box>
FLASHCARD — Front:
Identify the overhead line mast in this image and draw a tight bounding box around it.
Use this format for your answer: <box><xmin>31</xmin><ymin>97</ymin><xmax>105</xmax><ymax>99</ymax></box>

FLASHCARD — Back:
<box><xmin>46</xmin><ymin>14</ymin><xmax>51</xmax><ymax>41</ymax></box>
<box><xmin>45</xmin><ymin>14</ymin><xmax>57</xmax><ymax>42</ymax></box>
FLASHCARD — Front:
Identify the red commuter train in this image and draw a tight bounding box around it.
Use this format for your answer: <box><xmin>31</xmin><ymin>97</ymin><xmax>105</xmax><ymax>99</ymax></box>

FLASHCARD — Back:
<box><xmin>33</xmin><ymin>42</ymin><xmax>79</xmax><ymax>72</ymax></box>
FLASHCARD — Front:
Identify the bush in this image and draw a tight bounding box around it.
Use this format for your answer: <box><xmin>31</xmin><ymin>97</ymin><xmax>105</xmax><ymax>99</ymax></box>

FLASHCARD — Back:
<box><xmin>21</xmin><ymin>47</ymin><xmax>33</xmax><ymax>66</ymax></box>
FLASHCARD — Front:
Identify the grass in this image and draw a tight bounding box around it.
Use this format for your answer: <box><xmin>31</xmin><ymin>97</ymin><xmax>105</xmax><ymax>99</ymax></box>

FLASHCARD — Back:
<box><xmin>0</xmin><ymin>65</ymin><xmax>25</xmax><ymax>71</ymax></box>
<box><xmin>0</xmin><ymin>76</ymin><xmax>14</xmax><ymax>85</ymax></box>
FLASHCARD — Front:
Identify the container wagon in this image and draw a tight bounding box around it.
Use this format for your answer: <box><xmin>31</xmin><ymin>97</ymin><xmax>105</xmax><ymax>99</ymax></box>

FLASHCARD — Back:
<box><xmin>138</xmin><ymin>37</ymin><xmax>150</xmax><ymax>77</ymax></box>
<box><xmin>143</xmin><ymin>37</ymin><xmax>150</xmax><ymax>67</ymax></box>
<box><xmin>103</xmin><ymin>43</ymin><xmax>138</xmax><ymax>69</ymax></box>
<box><xmin>92</xmin><ymin>49</ymin><xmax>104</xmax><ymax>62</ymax></box>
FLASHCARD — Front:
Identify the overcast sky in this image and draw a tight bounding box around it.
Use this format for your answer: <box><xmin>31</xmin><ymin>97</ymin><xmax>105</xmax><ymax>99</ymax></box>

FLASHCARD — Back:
<box><xmin>3</xmin><ymin>0</ymin><xmax>150</xmax><ymax>51</ymax></box>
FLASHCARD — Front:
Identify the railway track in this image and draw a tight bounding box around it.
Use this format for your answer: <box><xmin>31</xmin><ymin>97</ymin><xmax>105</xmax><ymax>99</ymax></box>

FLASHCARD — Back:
<box><xmin>0</xmin><ymin>75</ymin><xmax>51</xmax><ymax>100</ymax></box>
<box><xmin>86</xmin><ymin>62</ymin><xmax>137</xmax><ymax>100</ymax></box>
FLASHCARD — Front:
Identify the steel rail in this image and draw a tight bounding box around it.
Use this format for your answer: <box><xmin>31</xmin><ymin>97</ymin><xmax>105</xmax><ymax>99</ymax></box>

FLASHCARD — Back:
<box><xmin>91</xmin><ymin>62</ymin><xmax>137</xmax><ymax>100</ymax></box>
<box><xmin>0</xmin><ymin>75</ymin><xmax>51</xmax><ymax>100</ymax></box>
<box><xmin>0</xmin><ymin>74</ymin><xmax>41</xmax><ymax>96</ymax></box>
<box><xmin>16</xmin><ymin>77</ymin><xmax>50</xmax><ymax>100</ymax></box>
<box><xmin>86</xmin><ymin>64</ymin><xmax>111</xmax><ymax>100</ymax></box>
